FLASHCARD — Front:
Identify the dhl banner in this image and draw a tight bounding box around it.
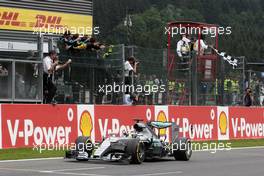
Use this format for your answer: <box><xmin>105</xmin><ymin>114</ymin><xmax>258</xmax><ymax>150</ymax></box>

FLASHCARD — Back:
<box><xmin>0</xmin><ymin>6</ymin><xmax>93</xmax><ymax>34</ymax></box>
<box><xmin>0</xmin><ymin>104</ymin><xmax>264</xmax><ymax>149</ymax></box>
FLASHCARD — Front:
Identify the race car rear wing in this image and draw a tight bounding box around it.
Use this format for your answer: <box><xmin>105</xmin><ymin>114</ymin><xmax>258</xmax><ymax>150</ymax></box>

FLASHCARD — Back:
<box><xmin>148</xmin><ymin>121</ymin><xmax>180</xmax><ymax>143</ymax></box>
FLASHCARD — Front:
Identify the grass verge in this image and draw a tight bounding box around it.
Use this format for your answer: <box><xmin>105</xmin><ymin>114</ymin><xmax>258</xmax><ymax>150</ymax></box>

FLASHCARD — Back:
<box><xmin>0</xmin><ymin>148</ymin><xmax>65</xmax><ymax>160</ymax></box>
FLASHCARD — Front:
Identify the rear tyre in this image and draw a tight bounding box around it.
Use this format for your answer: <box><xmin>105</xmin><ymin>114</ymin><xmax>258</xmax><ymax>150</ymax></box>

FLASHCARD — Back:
<box><xmin>126</xmin><ymin>139</ymin><xmax>145</xmax><ymax>164</ymax></box>
<box><xmin>173</xmin><ymin>138</ymin><xmax>192</xmax><ymax>161</ymax></box>
<box><xmin>75</xmin><ymin>136</ymin><xmax>93</xmax><ymax>161</ymax></box>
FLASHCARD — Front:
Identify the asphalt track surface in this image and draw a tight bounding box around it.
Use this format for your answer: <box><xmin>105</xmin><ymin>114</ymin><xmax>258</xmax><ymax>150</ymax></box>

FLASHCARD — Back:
<box><xmin>0</xmin><ymin>148</ymin><xmax>264</xmax><ymax>176</ymax></box>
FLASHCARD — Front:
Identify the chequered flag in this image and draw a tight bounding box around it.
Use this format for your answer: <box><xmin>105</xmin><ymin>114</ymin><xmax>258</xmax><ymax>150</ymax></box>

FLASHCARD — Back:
<box><xmin>210</xmin><ymin>47</ymin><xmax>238</xmax><ymax>69</ymax></box>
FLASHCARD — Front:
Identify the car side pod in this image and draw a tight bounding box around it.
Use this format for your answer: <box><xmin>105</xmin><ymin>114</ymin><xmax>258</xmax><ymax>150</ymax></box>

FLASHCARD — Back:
<box><xmin>172</xmin><ymin>137</ymin><xmax>192</xmax><ymax>161</ymax></box>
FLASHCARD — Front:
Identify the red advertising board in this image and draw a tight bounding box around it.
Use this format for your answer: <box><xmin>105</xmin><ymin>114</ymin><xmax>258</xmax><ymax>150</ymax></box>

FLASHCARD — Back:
<box><xmin>169</xmin><ymin>106</ymin><xmax>218</xmax><ymax>141</ymax></box>
<box><xmin>94</xmin><ymin>105</ymin><xmax>155</xmax><ymax>141</ymax></box>
<box><xmin>0</xmin><ymin>105</ymin><xmax>264</xmax><ymax>149</ymax></box>
<box><xmin>1</xmin><ymin>104</ymin><xmax>78</xmax><ymax>148</ymax></box>
<box><xmin>77</xmin><ymin>105</ymin><xmax>154</xmax><ymax>142</ymax></box>
<box><xmin>229</xmin><ymin>107</ymin><xmax>264</xmax><ymax>139</ymax></box>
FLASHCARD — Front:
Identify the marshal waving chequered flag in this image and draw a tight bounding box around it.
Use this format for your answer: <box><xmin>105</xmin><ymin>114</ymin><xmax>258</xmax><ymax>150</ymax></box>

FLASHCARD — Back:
<box><xmin>210</xmin><ymin>47</ymin><xmax>238</xmax><ymax>69</ymax></box>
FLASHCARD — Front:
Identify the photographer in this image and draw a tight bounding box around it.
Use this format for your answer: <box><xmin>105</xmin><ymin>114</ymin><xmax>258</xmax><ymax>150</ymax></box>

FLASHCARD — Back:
<box><xmin>244</xmin><ymin>87</ymin><xmax>253</xmax><ymax>107</ymax></box>
<box><xmin>43</xmin><ymin>50</ymin><xmax>71</xmax><ymax>103</ymax></box>
<box><xmin>124</xmin><ymin>56</ymin><xmax>139</xmax><ymax>85</ymax></box>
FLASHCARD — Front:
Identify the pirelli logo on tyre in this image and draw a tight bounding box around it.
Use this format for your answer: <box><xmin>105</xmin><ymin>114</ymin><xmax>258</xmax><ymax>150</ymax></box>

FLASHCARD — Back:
<box><xmin>217</xmin><ymin>107</ymin><xmax>229</xmax><ymax>140</ymax></box>
<box><xmin>77</xmin><ymin>105</ymin><xmax>95</xmax><ymax>142</ymax></box>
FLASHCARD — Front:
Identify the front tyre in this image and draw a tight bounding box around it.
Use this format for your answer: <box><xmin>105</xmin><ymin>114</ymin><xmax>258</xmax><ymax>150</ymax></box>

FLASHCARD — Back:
<box><xmin>126</xmin><ymin>139</ymin><xmax>145</xmax><ymax>164</ymax></box>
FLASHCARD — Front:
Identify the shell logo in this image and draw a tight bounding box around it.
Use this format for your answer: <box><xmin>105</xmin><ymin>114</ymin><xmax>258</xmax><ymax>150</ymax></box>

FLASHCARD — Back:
<box><xmin>156</xmin><ymin>111</ymin><xmax>167</xmax><ymax>136</ymax></box>
<box><xmin>80</xmin><ymin>110</ymin><xmax>93</xmax><ymax>137</ymax></box>
<box><xmin>219</xmin><ymin>111</ymin><xmax>228</xmax><ymax>135</ymax></box>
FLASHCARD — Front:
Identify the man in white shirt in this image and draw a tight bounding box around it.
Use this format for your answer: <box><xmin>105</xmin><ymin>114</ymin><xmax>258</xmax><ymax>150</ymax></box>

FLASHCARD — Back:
<box><xmin>43</xmin><ymin>50</ymin><xmax>71</xmax><ymax>103</ymax></box>
<box><xmin>124</xmin><ymin>56</ymin><xmax>139</xmax><ymax>86</ymax></box>
<box><xmin>193</xmin><ymin>35</ymin><xmax>211</xmax><ymax>55</ymax></box>
<box><xmin>123</xmin><ymin>94</ymin><xmax>133</xmax><ymax>105</ymax></box>
<box><xmin>176</xmin><ymin>34</ymin><xmax>191</xmax><ymax>57</ymax></box>
<box><xmin>123</xmin><ymin>56</ymin><xmax>139</xmax><ymax>104</ymax></box>
<box><xmin>124</xmin><ymin>57</ymin><xmax>138</xmax><ymax>77</ymax></box>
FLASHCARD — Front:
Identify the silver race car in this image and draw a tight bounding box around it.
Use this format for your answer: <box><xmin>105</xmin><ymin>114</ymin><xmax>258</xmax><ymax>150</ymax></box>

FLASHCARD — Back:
<box><xmin>65</xmin><ymin>120</ymin><xmax>192</xmax><ymax>164</ymax></box>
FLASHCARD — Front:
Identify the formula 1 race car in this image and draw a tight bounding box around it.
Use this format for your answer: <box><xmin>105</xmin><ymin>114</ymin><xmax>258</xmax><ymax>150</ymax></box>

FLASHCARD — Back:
<box><xmin>65</xmin><ymin>120</ymin><xmax>192</xmax><ymax>164</ymax></box>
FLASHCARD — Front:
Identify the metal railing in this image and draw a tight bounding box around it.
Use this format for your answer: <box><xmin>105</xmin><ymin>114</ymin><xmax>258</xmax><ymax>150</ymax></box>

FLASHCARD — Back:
<box><xmin>1</xmin><ymin>37</ymin><xmax>260</xmax><ymax>106</ymax></box>
<box><xmin>0</xmin><ymin>58</ymin><xmax>42</xmax><ymax>103</ymax></box>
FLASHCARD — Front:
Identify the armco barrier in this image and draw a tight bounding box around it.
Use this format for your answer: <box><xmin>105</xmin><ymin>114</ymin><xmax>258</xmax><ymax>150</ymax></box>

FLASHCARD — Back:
<box><xmin>0</xmin><ymin>104</ymin><xmax>263</xmax><ymax>149</ymax></box>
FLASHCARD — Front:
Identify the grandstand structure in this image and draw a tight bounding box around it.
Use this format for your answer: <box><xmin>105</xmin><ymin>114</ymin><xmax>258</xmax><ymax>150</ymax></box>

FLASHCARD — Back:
<box><xmin>0</xmin><ymin>0</ymin><xmax>93</xmax><ymax>103</ymax></box>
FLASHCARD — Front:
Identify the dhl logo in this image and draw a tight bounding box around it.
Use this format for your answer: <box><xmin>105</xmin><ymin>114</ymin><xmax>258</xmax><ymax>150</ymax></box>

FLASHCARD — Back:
<box><xmin>0</xmin><ymin>11</ymin><xmax>23</xmax><ymax>26</ymax></box>
<box><xmin>34</xmin><ymin>15</ymin><xmax>64</xmax><ymax>28</ymax></box>
<box><xmin>0</xmin><ymin>6</ymin><xmax>92</xmax><ymax>33</ymax></box>
<box><xmin>0</xmin><ymin>11</ymin><xmax>64</xmax><ymax>28</ymax></box>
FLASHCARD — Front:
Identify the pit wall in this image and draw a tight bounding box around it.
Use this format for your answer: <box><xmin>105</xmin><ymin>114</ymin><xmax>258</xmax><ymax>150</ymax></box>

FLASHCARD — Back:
<box><xmin>0</xmin><ymin>104</ymin><xmax>263</xmax><ymax>149</ymax></box>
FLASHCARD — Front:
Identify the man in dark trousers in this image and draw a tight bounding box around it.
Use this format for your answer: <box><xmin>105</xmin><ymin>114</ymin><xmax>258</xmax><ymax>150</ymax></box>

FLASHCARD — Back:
<box><xmin>43</xmin><ymin>50</ymin><xmax>71</xmax><ymax>103</ymax></box>
<box><xmin>244</xmin><ymin>87</ymin><xmax>253</xmax><ymax>107</ymax></box>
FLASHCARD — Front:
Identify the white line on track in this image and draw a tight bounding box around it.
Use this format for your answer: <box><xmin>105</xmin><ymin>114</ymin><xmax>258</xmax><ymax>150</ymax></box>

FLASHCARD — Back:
<box><xmin>0</xmin><ymin>168</ymin><xmax>43</xmax><ymax>172</ymax></box>
<box><xmin>227</xmin><ymin>146</ymin><xmax>264</xmax><ymax>150</ymax></box>
<box><xmin>0</xmin><ymin>167</ymin><xmax>107</xmax><ymax>176</ymax></box>
<box><xmin>40</xmin><ymin>167</ymin><xmax>105</xmax><ymax>173</ymax></box>
<box><xmin>193</xmin><ymin>145</ymin><xmax>264</xmax><ymax>152</ymax></box>
<box><xmin>42</xmin><ymin>172</ymin><xmax>110</xmax><ymax>176</ymax></box>
<box><xmin>0</xmin><ymin>157</ymin><xmax>62</xmax><ymax>163</ymax></box>
<box><xmin>130</xmin><ymin>171</ymin><xmax>183</xmax><ymax>176</ymax></box>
